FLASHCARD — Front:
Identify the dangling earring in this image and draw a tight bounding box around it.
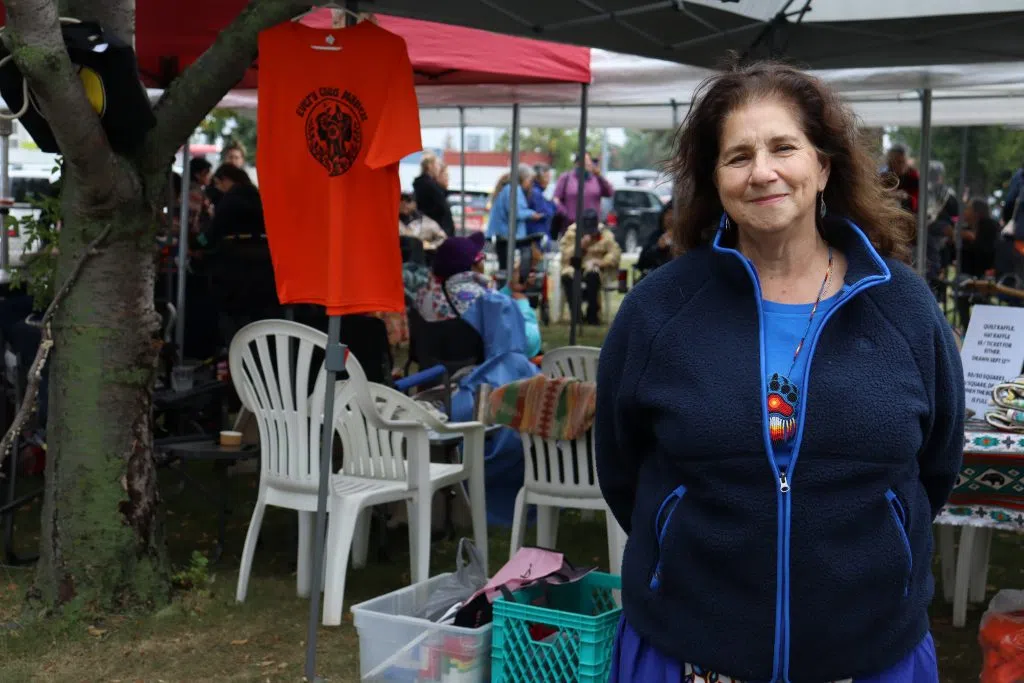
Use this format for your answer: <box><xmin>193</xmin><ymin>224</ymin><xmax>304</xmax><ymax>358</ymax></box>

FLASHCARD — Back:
<box><xmin>819</xmin><ymin>194</ymin><xmax>827</xmax><ymax>218</ymax></box>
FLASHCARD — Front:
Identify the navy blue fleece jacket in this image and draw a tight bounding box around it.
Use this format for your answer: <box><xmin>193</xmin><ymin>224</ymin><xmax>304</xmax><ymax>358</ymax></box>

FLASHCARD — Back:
<box><xmin>595</xmin><ymin>218</ymin><xmax>965</xmax><ymax>683</ymax></box>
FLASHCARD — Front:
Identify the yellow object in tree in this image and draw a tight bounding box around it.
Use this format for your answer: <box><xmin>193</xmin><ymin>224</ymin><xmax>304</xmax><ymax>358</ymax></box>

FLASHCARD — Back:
<box><xmin>77</xmin><ymin>66</ymin><xmax>105</xmax><ymax>116</ymax></box>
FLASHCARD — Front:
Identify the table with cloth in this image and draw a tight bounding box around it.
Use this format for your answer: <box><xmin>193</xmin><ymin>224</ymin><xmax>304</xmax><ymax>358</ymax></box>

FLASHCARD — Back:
<box><xmin>935</xmin><ymin>422</ymin><xmax>1024</xmax><ymax>626</ymax></box>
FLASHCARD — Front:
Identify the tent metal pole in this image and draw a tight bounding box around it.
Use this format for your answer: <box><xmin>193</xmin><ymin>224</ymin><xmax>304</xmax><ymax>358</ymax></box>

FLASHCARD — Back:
<box><xmin>305</xmin><ymin>7</ymin><xmax>354</xmax><ymax>680</ymax></box>
<box><xmin>175</xmin><ymin>142</ymin><xmax>191</xmax><ymax>356</ymax></box>
<box><xmin>166</xmin><ymin>168</ymin><xmax>176</xmax><ymax>304</ymax></box>
<box><xmin>957</xmin><ymin>126</ymin><xmax>969</xmax><ymax>201</ymax></box>
<box><xmin>953</xmin><ymin>126</ymin><xmax>969</xmax><ymax>330</ymax></box>
<box><xmin>506</xmin><ymin>104</ymin><xmax>520</xmax><ymax>283</ymax></box>
<box><xmin>459</xmin><ymin>106</ymin><xmax>466</xmax><ymax>236</ymax></box>
<box><xmin>303</xmin><ymin>314</ymin><xmax>344</xmax><ymax>683</ymax></box>
<box><xmin>915</xmin><ymin>89</ymin><xmax>932</xmax><ymax>278</ymax></box>
<box><xmin>670</xmin><ymin>98</ymin><xmax>679</xmax><ymax>129</ymax></box>
<box><xmin>0</xmin><ymin>116</ymin><xmax>11</xmax><ymax>271</ymax></box>
<box><xmin>569</xmin><ymin>83</ymin><xmax>589</xmax><ymax>346</ymax></box>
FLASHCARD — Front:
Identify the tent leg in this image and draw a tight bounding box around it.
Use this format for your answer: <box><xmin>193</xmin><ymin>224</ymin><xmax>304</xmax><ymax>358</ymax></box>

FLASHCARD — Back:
<box><xmin>304</xmin><ymin>314</ymin><xmax>344</xmax><ymax>682</ymax></box>
<box><xmin>166</xmin><ymin>167</ymin><xmax>176</xmax><ymax>304</ymax></box>
<box><xmin>459</xmin><ymin>106</ymin><xmax>466</xmax><ymax>236</ymax></box>
<box><xmin>915</xmin><ymin>88</ymin><xmax>932</xmax><ymax>278</ymax></box>
<box><xmin>175</xmin><ymin>141</ymin><xmax>191</xmax><ymax>358</ymax></box>
<box><xmin>953</xmin><ymin>126</ymin><xmax>969</xmax><ymax>329</ymax></box>
<box><xmin>569</xmin><ymin>83</ymin><xmax>589</xmax><ymax>346</ymax></box>
<box><xmin>0</xmin><ymin>123</ymin><xmax>10</xmax><ymax>271</ymax></box>
<box><xmin>506</xmin><ymin>104</ymin><xmax>520</xmax><ymax>285</ymax></box>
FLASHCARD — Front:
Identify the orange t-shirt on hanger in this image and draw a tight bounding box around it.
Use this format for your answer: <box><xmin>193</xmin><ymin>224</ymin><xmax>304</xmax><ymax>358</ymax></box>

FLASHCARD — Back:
<box><xmin>257</xmin><ymin>20</ymin><xmax>422</xmax><ymax>315</ymax></box>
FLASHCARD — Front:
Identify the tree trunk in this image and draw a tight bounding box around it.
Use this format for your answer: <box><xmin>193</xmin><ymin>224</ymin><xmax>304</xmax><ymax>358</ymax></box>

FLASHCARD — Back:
<box><xmin>0</xmin><ymin>0</ymin><xmax>307</xmax><ymax>614</ymax></box>
<box><xmin>36</xmin><ymin>172</ymin><xmax>166</xmax><ymax>610</ymax></box>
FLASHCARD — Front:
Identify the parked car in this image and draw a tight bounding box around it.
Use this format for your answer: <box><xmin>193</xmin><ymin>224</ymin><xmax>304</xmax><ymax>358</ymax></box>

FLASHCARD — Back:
<box><xmin>447</xmin><ymin>190</ymin><xmax>490</xmax><ymax>233</ymax></box>
<box><xmin>603</xmin><ymin>187</ymin><xmax>665</xmax><ymax>253</ymax></box>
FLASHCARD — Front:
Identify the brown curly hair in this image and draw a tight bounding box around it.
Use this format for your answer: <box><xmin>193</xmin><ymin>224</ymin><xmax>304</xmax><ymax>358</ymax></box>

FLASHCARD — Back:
<box><xmin>667</xmin><ymin>59</ymin><xmax>914</xmax><ymax>262</ymax></box>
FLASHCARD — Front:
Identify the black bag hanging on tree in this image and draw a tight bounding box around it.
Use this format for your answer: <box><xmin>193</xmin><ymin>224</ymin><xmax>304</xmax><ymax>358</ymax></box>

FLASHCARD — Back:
<box><xmin>0</xmin><ymin>19</ymin><xmax>155</xmax><ymax>154</ymax></box>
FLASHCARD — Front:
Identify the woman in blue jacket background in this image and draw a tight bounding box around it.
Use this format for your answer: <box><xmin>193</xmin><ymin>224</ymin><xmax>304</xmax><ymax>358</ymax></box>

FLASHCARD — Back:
<box><xmin>596</xmin><ymin>60</ymin><xmax>964</xmax><ymax>683</ymax></box>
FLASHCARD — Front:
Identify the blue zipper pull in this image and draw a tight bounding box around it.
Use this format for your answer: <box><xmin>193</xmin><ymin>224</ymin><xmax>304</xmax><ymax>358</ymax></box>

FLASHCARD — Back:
<box><xmin>779</xmin><ymin>471</ymin><xmax>790</xmax><ymax>493</ymax></box>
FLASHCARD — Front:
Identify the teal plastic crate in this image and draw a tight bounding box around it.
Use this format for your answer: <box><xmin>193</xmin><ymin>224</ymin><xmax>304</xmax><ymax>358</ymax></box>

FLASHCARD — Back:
<box><xmin>491</xmin><ymin>572</ymin><xmax>621</xmax><ymax>683</ymax></box>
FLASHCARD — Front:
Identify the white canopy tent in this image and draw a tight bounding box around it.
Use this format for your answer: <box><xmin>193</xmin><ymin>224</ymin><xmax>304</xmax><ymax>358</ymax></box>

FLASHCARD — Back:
<box><xmin>191</xmin><ymin>50</ymin><xmax>1024</xmax><ymax>128</ymax></box>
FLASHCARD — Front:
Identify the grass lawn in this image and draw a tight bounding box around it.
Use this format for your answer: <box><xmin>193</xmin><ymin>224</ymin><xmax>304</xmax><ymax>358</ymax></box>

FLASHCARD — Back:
<box><xmin>0</xmin><ymin>315</ymin><xmax>1018</xmax><ymax>681</ymax></box>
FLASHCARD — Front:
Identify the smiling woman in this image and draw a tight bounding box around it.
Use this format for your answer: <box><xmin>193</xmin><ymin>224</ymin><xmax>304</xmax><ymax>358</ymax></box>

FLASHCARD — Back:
<box><xmin>596</xmin><ymin>59</ymin><xmax>965</xmax><ymax>683</ymax></box>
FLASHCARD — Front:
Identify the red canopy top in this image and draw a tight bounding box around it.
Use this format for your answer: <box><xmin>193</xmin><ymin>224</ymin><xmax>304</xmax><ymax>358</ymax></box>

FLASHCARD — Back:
<box><xmin>131</xmin><ymin>5</ymin><xmax>591</xmax><ymax>89</ymax></box>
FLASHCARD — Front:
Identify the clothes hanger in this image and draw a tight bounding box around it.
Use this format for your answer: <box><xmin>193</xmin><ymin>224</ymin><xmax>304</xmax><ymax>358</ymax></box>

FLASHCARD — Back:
<box><xmin>291</xmin><ymin>2</ymin><xmax>364</xmax><ymax>50</ymax></box>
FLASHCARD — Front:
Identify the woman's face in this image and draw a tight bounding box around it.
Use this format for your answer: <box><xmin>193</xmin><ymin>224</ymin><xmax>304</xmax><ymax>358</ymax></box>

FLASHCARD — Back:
<box><xmin>224</xmin><ymin>149</ymin><xmax>245</xmax><ymax>168</ymax></box>
<box><xmin>715</xmin><ymin>97</ymin><xmax>829</xmax><ymax>238</ymax></box>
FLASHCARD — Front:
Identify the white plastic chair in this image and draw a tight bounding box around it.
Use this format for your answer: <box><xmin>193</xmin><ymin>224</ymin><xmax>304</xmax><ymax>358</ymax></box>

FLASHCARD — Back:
<box><xmin>507</xmin><ymin>346</ymin><xmax>625</xmax><ymax>574</ymax></box>
<box><xmin>321</xmin><ymin>379</ymin><xmax>489</xmax><ymax>625</ymax></box>
<box><xmin>230</xmin><ymin>320</ymin><xmax>489</xmax><ymax>626</ymax></box>
<box><xmin>231</xmin><ymin>320</ymin><xmax>332</xmax><ymax>606</ymax></box>
<box><xmin>543</xmin><ymin>345</ymin><xmax>600</xmax><ymax>382</ymax></box>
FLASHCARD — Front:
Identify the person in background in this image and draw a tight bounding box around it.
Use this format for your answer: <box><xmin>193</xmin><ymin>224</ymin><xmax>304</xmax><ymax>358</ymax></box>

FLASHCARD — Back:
<box><xmin>957</xmin><ymin>196</ymin><xmax>1001</xmax><ymax>326</ymax></box>
<box><xmin>487</xmin><ymin>164</ymin><xmax>541</xmax><ymax>243</ymax></box>
<box><xmin>559</xmin><ymin>208</ymin><xmax>621</xmax><ymax>324</ymax></box>
<box><xmin>924</xmin><ymin>160</ymin><xmax>960</xmax><ymax>284</ymax></box>
<box><xmin>637</xmin><ymin>199</ymin><xmax>675</xmax><ymax>272</ymax></box>
<box><xmin>414</xmin><ymin>232</ymin><xmax>492</xmax><ymax>322</ymax></box>
<box><xmin>413</xmin><ymin>152</ymin><xmax>455</xmax><ymax>237</ymax></box>
<box><xmin>399</xmin><ymin>192</ymin><xmax>446</xmax><ymax>251</ymax></box>
<box><xmin>527</xmin><ymin>163</ymin><xmax>557</xmax><ymax>239</ymax></box>
<box><xmin>597</xmin><ymin>60</ymin><xmax>962</xmax><ymax>683</ymax></box>
<box><xmin>960</xmin><ymin>197</ymin><xmax>1000</xmax><ymax>278</ymax></box>
<box><xmin>438</xmin><ymin>162</ymin><xmax>450</xmax><ymax>190</ymax></box>
<box><xmin>204</xmin><ymin>164</ymin><xmax>278</xmax><ymax>344</ymax></box>
<box><xmin>500</xmin><ymin>239</ymin><xmax>544</xmax><ymax>358</ymax></box>
<box><xmin>188</xmin><ymin>158</ymin><xmax>213</xmax><ymax>236</ymax></box>
<box><xmin>222</xmin><ymin>141</ymin><xmax>247</xmax><ymax>169</ymax></box>
<box><xmin>553</xmin><ymin>152</ymin><xmax>613</xmax><ymax>225</ymax></box>
<box><xmin>190</xmin><ymin>158</ymin><xmax>213</xmax><ymax>187</ymax></box>
<box><xmin>883</xmin><ymin>144</ymin><xmax>920</xmax><ymax>215</ymax></box>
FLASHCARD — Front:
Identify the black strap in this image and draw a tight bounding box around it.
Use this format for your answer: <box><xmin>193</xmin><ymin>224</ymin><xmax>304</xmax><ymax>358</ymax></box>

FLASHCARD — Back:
<box><xmin>440</xmin><ymin>278</ymin><xmax>460</xmax><ymax>313</ymax></box>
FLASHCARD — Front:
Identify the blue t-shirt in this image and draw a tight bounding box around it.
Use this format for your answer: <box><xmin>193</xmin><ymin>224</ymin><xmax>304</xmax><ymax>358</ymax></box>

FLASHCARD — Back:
<box><xmin>762</xmin><ymin>287</ymin><xmax>846</xmax><ymax>470</ymax></box>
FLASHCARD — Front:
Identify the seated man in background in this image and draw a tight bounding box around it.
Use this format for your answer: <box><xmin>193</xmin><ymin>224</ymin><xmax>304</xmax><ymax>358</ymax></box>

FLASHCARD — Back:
<box><xmin>559</xmin><ymin>208</ymin><xmax>621</xmax><ymax>324</ymax></box>
<box><xmin>398</xmin><ymin>192</ymin><xmax>446</xmax><ymax>251</ymax></box>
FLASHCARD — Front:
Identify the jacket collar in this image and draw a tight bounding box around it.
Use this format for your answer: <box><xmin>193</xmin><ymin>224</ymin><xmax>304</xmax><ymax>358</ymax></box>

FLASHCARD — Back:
<box><xmin>710</xmin><ymin>213</ymin><xmax>892</xmax><ymax>290</ymax></box>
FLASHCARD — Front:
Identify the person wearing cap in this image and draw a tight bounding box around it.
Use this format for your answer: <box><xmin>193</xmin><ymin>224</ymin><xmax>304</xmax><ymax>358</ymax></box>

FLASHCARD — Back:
<box><xmin>414</xmin><ymin>232</ymin><xmax>492</xmax><ymax>322</ymax></box>
<box><xmin>559</xmin><ymin>207</ymin><xmax>622</xmax><ymax>324</ymax></box>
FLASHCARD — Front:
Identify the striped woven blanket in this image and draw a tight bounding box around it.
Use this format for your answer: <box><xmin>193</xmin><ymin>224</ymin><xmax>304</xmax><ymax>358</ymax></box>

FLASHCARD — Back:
<box><xmin>483</xmin><ymin>375</ymin><xmax>596</xmax><ymax>441</ymax></box>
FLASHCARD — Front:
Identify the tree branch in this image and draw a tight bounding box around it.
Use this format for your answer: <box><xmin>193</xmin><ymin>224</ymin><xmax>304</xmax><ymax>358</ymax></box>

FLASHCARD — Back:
<box><xmin>143</xmin><ymin>0</ymin><xmax>308</xmax><ymax>171</ymax></box>
<box><xmin>1</xmin><ymin>0</ymin><xmax>121</xmax><ymax>200</ymax></box>
<box><xmin>0</xmin><ymin>225</ymin><xmax>111</xmax><ymax>467</ymax></box>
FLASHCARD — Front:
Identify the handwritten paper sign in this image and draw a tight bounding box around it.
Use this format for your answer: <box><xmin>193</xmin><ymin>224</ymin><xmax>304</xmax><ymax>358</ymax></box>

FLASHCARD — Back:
<box><xmin>961</xmin><ymin>305</ymin><xmax>1024</xmax><ymax>415</ymax></box>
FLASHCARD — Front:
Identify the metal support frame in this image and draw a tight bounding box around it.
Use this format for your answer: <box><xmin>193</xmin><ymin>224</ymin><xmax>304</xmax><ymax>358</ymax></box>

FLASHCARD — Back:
<box><xmin>459</xmin><ymin>106</ymin><xmax>466</xmax><ymax>235</ymax></box>
<box><xmin>505</xmin><ymin>103</ymin><xmax>520</xmax><ymax>280</ymax></box>
<box><xmin>0</xmin><ymin>111</ymin><xmax>12</xmax><ymax>271</ymax></box>
<box><xmin>175</xmin><ymin>142</ymin><xmax>191</xmax><ymax>355</ymax></box>
<box><xmin>569</xmin><ymin>83</ymin><xmax>589</xmax><ymax>346</ymax></box>
<box><xmin>916</xmin><ymin>89</ymin><xmax>932</xmax><ymax>277</ymax></box>
<box><xmin>305</xmin><ymin>8</ymin><xmax>355</xmax><ymax>679</ymax></box>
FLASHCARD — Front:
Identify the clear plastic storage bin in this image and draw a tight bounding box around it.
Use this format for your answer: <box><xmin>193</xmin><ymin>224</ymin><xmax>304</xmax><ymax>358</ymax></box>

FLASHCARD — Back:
<box><xmin>350</xmin><ymin>573</ymin><xmax>492</xmax><ymax>682</ymax></box>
